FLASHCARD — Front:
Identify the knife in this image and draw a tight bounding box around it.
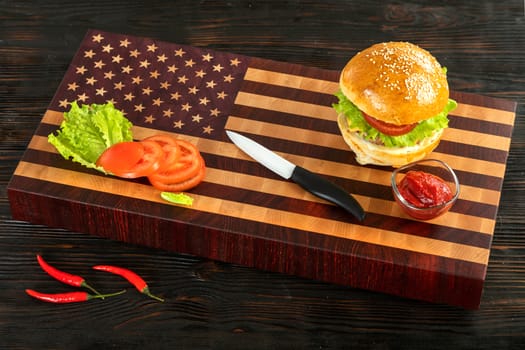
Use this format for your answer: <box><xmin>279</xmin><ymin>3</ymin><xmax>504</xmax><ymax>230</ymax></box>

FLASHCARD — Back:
<box><xmin>225</xmin><ymin>130</ymin><xmax>366</xmax><ymax>221</ymax></box>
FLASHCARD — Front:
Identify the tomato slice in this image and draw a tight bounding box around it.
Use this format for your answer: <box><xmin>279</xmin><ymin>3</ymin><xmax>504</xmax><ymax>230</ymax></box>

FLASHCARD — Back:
<box><xmin>148</xmin><ymin>142</ymin><xmax>201</xmax><ymax>183</ymax></box>
<box><xmin>97</xmin><ymin>140</ymin><xmax>164</xmax><ymax>178</ymax></box>
<box><xmin>363</xmin><ymin>113</ymin><xmax>417</xmax><ymax>136</ymax></box>
<box><xmin>96</xmin><ymin>141</ymin><xmax>145</xmax><ymax>177</ymax></box>
<box><xmin>98</xmin><ymin>134</ymin><xmax>206</xmax><ymax>191</ymax></box>
<box><xmin>149</xmin><ymin>159</ymin><xmax>206</xmax><ymax>192</ymax></box>
<box><xmin>143</xmin><ymin>134</ymin><xmax>180</xmax><ymax>172</ymax></box>
<box><xmin>148</xmin><ymin>158</ymin><xmax>200</xmax><ymax>184</ymax></box>
<box><xmin>129</xmin><ymin>140</ymin><xmax>164</xmax><ymax>178</ymax></box>
<box><xmin>175</xmin><ymin>139</ymin><xmax>200</xmax><ymax>162</ymax></box>
<box><xmin>147</xmin><ymin>138</ymin><xmax>206</xmax><ymax>191</ymax></box>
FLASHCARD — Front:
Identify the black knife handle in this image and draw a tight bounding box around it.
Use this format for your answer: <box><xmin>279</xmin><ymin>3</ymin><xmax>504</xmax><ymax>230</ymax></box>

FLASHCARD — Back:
<box><xmin>290</xmin><ymin>166</ymin><xmax>366</xmax><ymax>221</ymax></box>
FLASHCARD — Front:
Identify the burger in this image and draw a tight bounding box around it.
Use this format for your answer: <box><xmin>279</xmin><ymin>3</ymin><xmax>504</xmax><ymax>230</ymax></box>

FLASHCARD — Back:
<box><xmin>333</xmin><ymin>41</ymin><xmax>457</xmax><ymax>167</ymax></box>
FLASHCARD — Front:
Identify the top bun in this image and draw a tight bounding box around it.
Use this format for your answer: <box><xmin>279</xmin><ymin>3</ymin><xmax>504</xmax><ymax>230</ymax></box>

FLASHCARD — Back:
<box><xmin>339</xmin><ymin>42</ymin><xmax>449</xmax><ymax>126</ymax></box>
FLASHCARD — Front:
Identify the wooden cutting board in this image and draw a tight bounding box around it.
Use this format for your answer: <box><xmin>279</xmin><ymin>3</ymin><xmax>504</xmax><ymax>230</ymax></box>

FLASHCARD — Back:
<box><xmin>8</xmin><ymin>29</ymin><xmax>517</xmax><ymax>309</ymax></box>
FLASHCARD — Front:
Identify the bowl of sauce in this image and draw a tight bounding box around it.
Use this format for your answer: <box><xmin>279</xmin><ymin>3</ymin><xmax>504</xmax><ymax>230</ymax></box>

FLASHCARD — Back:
<box><xmin>391</xmin><ymin>159</ymin><xmax>460</xmax><ymax>220</ymax></box>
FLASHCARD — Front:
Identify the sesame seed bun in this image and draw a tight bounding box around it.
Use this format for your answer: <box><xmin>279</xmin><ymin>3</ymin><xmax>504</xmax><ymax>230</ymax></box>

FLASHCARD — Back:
<box><xmin>339</xmin><ymin>41</ymin><xmax>449</xmax><ymax>125</ymax></box>
<box><xmin>335</xmin><ymin>41</ymin><xmax>453</xmax><ymax>167</ymax></box>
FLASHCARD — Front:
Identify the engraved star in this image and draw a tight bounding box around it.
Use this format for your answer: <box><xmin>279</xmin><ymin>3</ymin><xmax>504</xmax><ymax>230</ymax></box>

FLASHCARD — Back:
<box><xmin>114</xmin><ymin>82</ymin><xmax>125</xmax><ymax>90</ymax></box>
<box><xmin>77</xmin><ymin>93</ymin><xmax>89</xmax><ymax>102</ymax></box>
<box><xmin>177</xmin><ymin>75</ymin><xmax>188</xmax><ymax>84</ymax></box>
<box><xmin>192</xmin><ymin>114</ymin><xmax>202</xmax><ymax>123</ymax></box>
<box><xmin>129</xmin><ymin>49</ymin><xmax>140</xmax><ymax>58</ymax></box>
<box><xmin>170</xmin><ymin>92</ymin><xmax>181</xmax><ymax>100</ymax></box>
<box><xmin>84</xmin><ymin>50</ymin><xmax>96</xmax><ymax>58</ymax></box>
<box><xmin>163</xmin><ymin>108</ymin><xmax>174</xmax><ymax>118</ymax></box>
<box><xmin>121</xmin><ymin>65</ymin><xmax>133</xmax><ymax>74</ymax></box>
<box><xmin>139</xmin><ymin>60</ymin><xmax>151</xmax><ymax>68</ymax></box>
<box><xmin>96</xmin><ymin>87</ymin><xmax>107</xmax><ymax>96</ymax></box>
<box><xmin>181</xmin><ymin>103</ymin><xmax>192</xmax><ymax>112</ymax></box>
<box><xmin>112</xmin><ymin>55</ymin><xmax>123</xmax><ymax>63</ymax></box>
<box><xmin>144</xmin><ymin>115</ymin><xmax>155</xmax><ymax>124</ymax></box>
<box><xmin>92</xmin><ymin>34</ymin><xmax>104</xmax><ymax>43</ymax></box>
<box><xmin>119</xmin><ymin>38</ymin><xmax>131</xmax><ymax>47</ymax></box>
<box><xmin>134</xmin><ymin>104</ymin><xmax>145</xmax><ymax>112</ymax></box>
<box><xmin>152</xmin><ymin>98</ymin><xmax>163</xmax><ymax>106</ymax></box>
<box><xmin>174</xmin><ymin>48</ymin><xmax>185</xmax><ymax>57</ymax></box>
<box><xmin>147</xmin><ymin>43</ymin><xmax>158</xmax><ymax>52</ymax></box>
<box><xmin>160</xmin><ymin>81</ymin><xmax>171</xmax><ymax>90</ymax></box>
<box><xmin>202</xmin><ymin>53</ymin><xmax>213</xmax><ymax>62</ymax></box>
<box><xmin>157</xmin><ymin>54</ymin><xmax>168</xmax><ymax>62</ymax></box>
<box><xmin>102</xmin><ymin>44</ymin><xmax>113</xmax><ymax>53</ymax></box>
<box><xmin>212</xmin><ymin>64</ymin><xmax>224</xmax><ymax>72</ymax></box>
<box><xmin>173</xmin><ymin>120</ymin><xmax>184</xmax><ymax>129</ymax></box>
<box><xmin>67</xmin><ymin>82</ymin><xmax>79</xmax><ymax>91</ymax></box>
<box><xmin>185</xmin><ymin>59</ymin><xmax>196</xmax><ymax>67</ymax></box>
<box><xmin>195</xmin><ymin>69</ymin><xmax>206</xmax><ymax>78</ymax></box>
<box><xmin>59</xmin><ymin>99</ymin><xmax>69</xmax><ymax>108</ymax></box>
<box><xmin>94</xmin><ymin>60</ymin><xmax>106</xmax><ymax>69</ymax></box>
<box><xmin>199</xmin><ymin>97</ymin><xmax>210</xmax><ymax>105</ymax></box>
<box><xmin>149</xmin><ymin>70</ymin><xmax>160</xmax><ymax>79</ymax></box>
<box><xmin>104</xmin><ymin>71</ymin><xmax>115</xmax><ymax>80</ymax></box>
<box><xmin>230</xmin><ymin>58</ymin><xmax>241</xmax><ymax>66</ymax></box>
<box><xmin>132</xmin><ymin>76</ymin><xmax>143</xmax><ymax>84</ymax></box>
<box><xmin>86</xmin><ymin>76</ymin><xmax>97</xmax><ymax>85</ymax></box>
<box><xmin>142</xmin><ymin>87</ymin><xmax>153</xmax><ymax>95</ymax></box>
<box><xmin>224</xmin><ymin>74</ymin><xmax>234</xmax><ymax>83</ymax></box>
<box><xmin>106</xmin><ymin>98</ymin><xmax>117</xmax><ymax>105</ymax></box>
<box><xmin>217</xmin><ymin>91</ymin><xmax>228</xmax><ymax>99</ymax></box>
<box><xmin>203</xmin><ymin>125</ymin><xmax>214</xmax><ymax>134</ymax></box>
<box><xmin>188</xmin><ymin>86</ymin><xmax>199</xmax><ymax>94</ymax></box>
<box><xmin>124</xmin><ymin>92</ymin><xmax>135</xmax><ymax>101</ymax></box>
<box><xmin>210</xmin><ymin>108</ymin><xmax>220</xmax><ymax>117</ymax></box>
<box><xmin>76</xmin><ymin>66</ymin><xmax>87</xmax><ymax>75</ymax></box>
<box><xmin>167</xmin><ymin>65</ymin><xmax>179</xmax><ymax>73</ymax></box>
<box><xmin>206</xmin><ymin>80</ymin><xmax>217</xmax><ymax>89</ymax></box>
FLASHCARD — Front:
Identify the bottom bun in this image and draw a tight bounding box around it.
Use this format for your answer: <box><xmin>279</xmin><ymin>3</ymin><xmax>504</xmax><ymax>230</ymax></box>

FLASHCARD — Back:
<box><xmin>337</xmin><ymin>113</ymin><xmax>443</xmax><ymax>167</ymax></box>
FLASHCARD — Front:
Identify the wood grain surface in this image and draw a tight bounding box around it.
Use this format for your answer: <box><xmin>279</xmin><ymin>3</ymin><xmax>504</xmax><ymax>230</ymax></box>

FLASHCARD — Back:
<box><xmin>7</xmin><ymin>29</ymin><xmax>517</xmax><ymax>309</ymax></box>
<box><xmin>2</xmin><ymin>1</ymin><xmax>525</xmax><ymax>349</ymax></box>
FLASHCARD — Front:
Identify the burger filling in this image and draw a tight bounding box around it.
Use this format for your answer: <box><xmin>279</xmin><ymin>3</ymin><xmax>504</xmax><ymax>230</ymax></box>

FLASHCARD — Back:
<box><xmin>333</xmin><ymin>90</ymin><xmax>457</xmax><ymax>148</ymax></box>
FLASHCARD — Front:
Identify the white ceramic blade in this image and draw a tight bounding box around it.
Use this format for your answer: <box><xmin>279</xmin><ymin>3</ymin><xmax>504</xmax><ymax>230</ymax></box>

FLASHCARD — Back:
<box><xmin>226</xmin><ymin>130</ymin><xmax>295</xmax><ymax>179</ymax></box>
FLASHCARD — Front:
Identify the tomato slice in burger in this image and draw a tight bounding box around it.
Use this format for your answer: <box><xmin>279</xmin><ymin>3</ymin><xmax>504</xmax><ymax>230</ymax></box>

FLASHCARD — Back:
<box><xmin>363</xmin><ymin>113</ymin><xmax>417</xmax><ymax>136</ymax></box>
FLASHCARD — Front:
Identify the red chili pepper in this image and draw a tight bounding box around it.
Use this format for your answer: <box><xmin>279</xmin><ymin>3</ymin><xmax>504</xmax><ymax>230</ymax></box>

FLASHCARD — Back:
<box><xmin>93</xmin><ymin>265</ymin><xmax>164</xmax><ymax>302</ymax></box>
<box><xmin>25</xmin><ymin>289</ymin><xmax>126</xmax><ymax>304</ymax></box>
<box><xmin>37</xmin><ymin>255</ymin><xmax>101</xmax><ymax>296</ymax></box>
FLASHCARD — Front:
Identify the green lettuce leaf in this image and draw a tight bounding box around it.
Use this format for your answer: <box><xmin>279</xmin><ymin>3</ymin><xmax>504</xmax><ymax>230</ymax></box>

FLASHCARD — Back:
<box><xmin>48</xmin><ymin>101</ymin><xmax>133</xmax><ymax>173</ymax></box>
<box><xmin>333</xmin><ymin>91</ymin><xmax>457</xmax><ymax>148</ymax></box>
<box><xmin>160</xmin><ymin>192</ymin><xmax>194</xmax><ymax>206</ymax></box>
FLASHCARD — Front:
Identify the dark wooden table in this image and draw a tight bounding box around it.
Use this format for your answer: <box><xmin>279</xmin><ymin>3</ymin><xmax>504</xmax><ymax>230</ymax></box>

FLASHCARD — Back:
<box><xmin>2</xmin><ymin>1</ymin><xmax>524</xmax><ymax>349</ymax></box>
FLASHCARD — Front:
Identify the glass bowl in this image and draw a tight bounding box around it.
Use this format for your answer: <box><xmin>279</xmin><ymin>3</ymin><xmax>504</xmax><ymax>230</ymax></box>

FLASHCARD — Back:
<box><xmin>391</xmin><ymin>159</ymin><xmax>460</xmax><ymax>220</ymax></box>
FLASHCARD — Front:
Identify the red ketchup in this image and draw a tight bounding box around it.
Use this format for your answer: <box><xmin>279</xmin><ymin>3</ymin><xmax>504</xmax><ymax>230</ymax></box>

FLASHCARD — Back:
<box><xmin>396</xmin><ymin>170</ymin><xmax>454</xmax><ymax>220</ymax></box>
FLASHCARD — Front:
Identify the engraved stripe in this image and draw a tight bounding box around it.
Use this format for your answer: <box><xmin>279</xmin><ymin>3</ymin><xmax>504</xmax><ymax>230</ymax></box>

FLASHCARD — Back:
<box><xmin>234</xmin><ymin>91</ymin><xmax>336</xmax><ymax>121</ymax></box>
<box><xmin>244</xmin><ymin>67</ymin><xmax>339</xmax><ymax>94</ymax></box>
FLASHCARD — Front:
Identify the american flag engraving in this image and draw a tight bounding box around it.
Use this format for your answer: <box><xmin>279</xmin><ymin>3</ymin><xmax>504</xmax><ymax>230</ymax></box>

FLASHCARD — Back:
<box><xmin>50</xmin><ymin>30</ymin><xmax>249</xmax><ymax>139</ymax></box>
